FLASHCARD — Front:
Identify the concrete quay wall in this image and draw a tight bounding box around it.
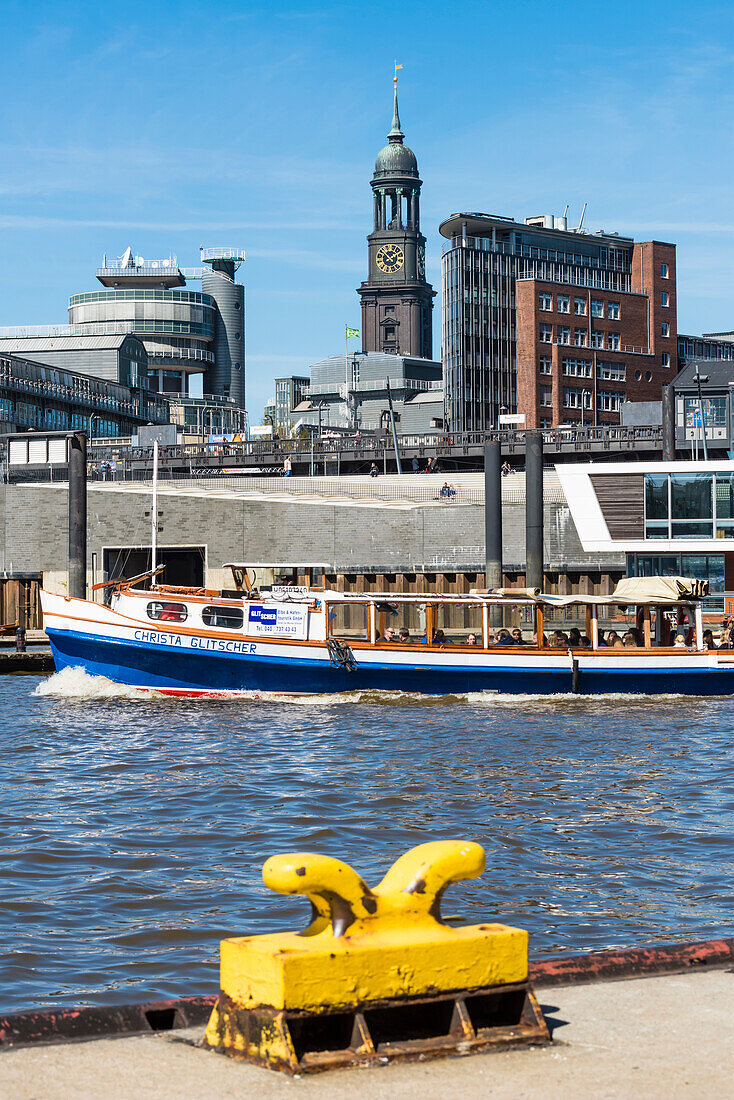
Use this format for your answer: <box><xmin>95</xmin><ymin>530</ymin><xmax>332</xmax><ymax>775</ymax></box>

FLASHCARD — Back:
<box><xmin>0</xmin><ymin>480</ymin><xmax>624</xmax><ymax>592</ymax></box>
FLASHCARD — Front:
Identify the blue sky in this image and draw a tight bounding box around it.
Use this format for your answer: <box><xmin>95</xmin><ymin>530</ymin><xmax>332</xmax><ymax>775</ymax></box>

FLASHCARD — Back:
<box><xmin>2</xmin><ymin>0</ymin><xmax>734</xmax><ymax>418</ymax></box>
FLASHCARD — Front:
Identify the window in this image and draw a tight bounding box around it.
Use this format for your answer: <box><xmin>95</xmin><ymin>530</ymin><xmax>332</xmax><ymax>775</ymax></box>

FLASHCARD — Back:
<box><xmin>716</xmin><ymin>474</ymin><xmax>734</xmax><ymax>537</ymax></box>
<box><xmin>147</xmin><ymin>601</ymin><xmax>188</xmax><ymax>623</ymax></box>
<box><xmin>635</xmin><ymin>369</ymin><xmax>642</xmax><ymax>380</ymax></box>
<box><xmin>539</xmin><ymin>292</ymin><xmax>552</xmax><ymax>311</ymax></box>
<box><xmin>645</xmin><ymin>370</ymin><xmax>652</xmax><ymax>382</ymax></box>
<box><xmin>557</xmin><ymin>295</ymin><xmax>570</xmax><ymax>313</ymax></box>
<box><xmin>573</xmin><ymin>328</ymin><xmax>587</xmax><ymax>347</ymax></box>
<box><xmin>557</xmin><ymin>325</ymin><xmax>570</xmax><ymax>345</ymax></box>
<box><xmin>563</xmin><ymin>387</ymin><xmax>591</xmax><ymax>409</ymax></box>
<box><xmin>574</xmin><ymin>297</ymin><xmax>587</xmax><ymax>316</ymax></box>
<box><xmin>608</xmin><ymin>332</ymin><xmax>621</xmax><ymax>350</ymax></box>
<box><xmin>661</xmin><ymin>321</ymin><xmax>670</xmax><ymax>337</ymax></box>
<box><xmin>644</xmin><ymin>473</ymin><xmax>669</xmax><ymax>538</ymax></box>
<box><xmin>684</xmin><ymin>396</ymin><xmax>727</xmax><ymax>427</ymax></box>
<box><xmin>590</xmin><ymin>330</ymin><xmax>604</xmax><ymax>349</ymax></box>
<box><xmin>591</xmin><ymin>299</ymin><xmax>604</xmax><ymax>318</ymax></box>
<box><xmin>539</xmin><ymin>356</ymin><xmax>552</xmax><ymax>375</ymax></box>
<box><xmin>661</xmin><ymin>292</ymin><xmax>670</xmax><ymax>307</ymax></box>
<box><xmin>202</xmin><ymin>605</ymin><xmax>244</xmax><ymax>629</ymax></box>
<box><xmin>670</xmin><ymin>474</ymin><xmax>713</xmax><ymax>538</ymax></box>
<box><xmin>597</xmin><ymin>391</ymin><xmax>623</xmax><ymax>412</ymax></box>
<box><xmin>563</xmin><ymin>358</ymin><xmax>592</xmax><ymax>378</ymax></box>
<box><xmin>661</xmin><ymin>262</ymin><xmax>669</xmax><ymax>278</ymax></box>
<box><xmin>608</xmin><ymin>302</ymin><xmax>620</xmax><ymax>320</ymax></box>
<box><xmin>540</xmin><ymin>385</ymin><xmax>552</xmax><ymax>407</ymax></box>
<box><xmin>597</xmin><ymin>361</ymin><xmax>625</xmax><ymax>381</ymax></box>
<box><xmin>385</xmin><ymin>326</ymin><xmax>395</xmax><ymax>340</ymax></box>
<box><xmin>662</xmin><ymin>352</ymin><xmax>670</xmax><ymax>368</ymax></box>
<box><xmin>539</xmin><ymin>323</ymin><xmax>553</xmax><ymax>343</ymax></box>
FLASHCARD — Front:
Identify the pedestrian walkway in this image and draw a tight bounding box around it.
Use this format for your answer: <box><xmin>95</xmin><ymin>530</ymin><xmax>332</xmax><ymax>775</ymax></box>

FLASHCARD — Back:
<box><xmin>1</xmin><ymin>967</ymin><xmax>731</xmax><ymax>1098</ymax></box>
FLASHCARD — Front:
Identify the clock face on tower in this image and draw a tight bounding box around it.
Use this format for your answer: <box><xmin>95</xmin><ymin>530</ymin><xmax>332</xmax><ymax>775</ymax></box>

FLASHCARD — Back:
<box><xmin>376</xmin><ymin>243</ymin><xmax>405</xmax><ymax>273</ymax></box>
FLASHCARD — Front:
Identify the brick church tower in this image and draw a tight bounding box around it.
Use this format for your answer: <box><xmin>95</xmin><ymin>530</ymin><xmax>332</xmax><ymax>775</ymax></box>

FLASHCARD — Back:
<box><xmin>357</xmin><ymin>76</ymin><xmax>435</xmax><ymax>358</ymax></box>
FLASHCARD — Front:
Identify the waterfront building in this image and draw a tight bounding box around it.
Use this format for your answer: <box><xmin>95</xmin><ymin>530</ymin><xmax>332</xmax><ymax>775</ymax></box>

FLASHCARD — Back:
<box><xmin>357</xmin><ymin>78</ymin><xmax>435</xmax><ymax>359</ymax></box>
<box><xmin>558</xmin><ymin>459</ymin><xmax>734</xmax><ymax>612</ymax></box>
<box><xmin>440</xmin><ymin>211</ymin><xmax>676</xmax><ymax>432</ymax></box>
<box><xmin>68</xmin><ymin>247</ymin><xmax>246</xmax><ymax>405</ymax></box>
<box><xmin>274</xmin><ymin>375</ymin><xmax>310</xmax><ymax>435</ymax></box>
<box><xmin>298</xmin><ymin>351</ymin><xmax>443</xmax><ymax>433</ymax></box>
<box><xmin>0</xmin><ymin>351</ymin><xmax>168</xmax><ymax>436</ymax></box>
<box><xmin>168</xmin><ymin>394</ymin><xmax>248</xmax><ymax>439</ymax></box>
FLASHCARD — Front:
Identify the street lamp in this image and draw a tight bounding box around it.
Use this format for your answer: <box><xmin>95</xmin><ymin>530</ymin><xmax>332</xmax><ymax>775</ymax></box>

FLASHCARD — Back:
<box><xmin>692</xmin><ymin>370</ymin><xmax>709</xmax><ymax>462</ymax></box>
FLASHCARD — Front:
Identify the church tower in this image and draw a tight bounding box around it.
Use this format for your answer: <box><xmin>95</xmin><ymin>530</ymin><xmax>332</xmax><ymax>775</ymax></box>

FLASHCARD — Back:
<box><xmin>357</xmin><ymin>75</ymin><xmax>435</xmax><ymax>358</ymax></box>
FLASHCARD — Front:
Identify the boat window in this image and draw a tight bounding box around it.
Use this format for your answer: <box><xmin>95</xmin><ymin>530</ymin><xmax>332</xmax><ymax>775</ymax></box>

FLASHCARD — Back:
<box><xmin>202</xmin><ymin>605</ymin><xmax>244</xmax><ymax>629</ymax></box>
<box><xmin>432</xmin><ymin>601</ymin><xmax>484</xmax><ymax>647</ymax></box>
<box><xmin>329</xmin><ymin>601</ymin><xmax>369</xmax><ymax>641</ymax></box>
<box><xmin>147</xmin><ymin>601</ymin><xmax>188</xmax><ymax>623</ymax></box>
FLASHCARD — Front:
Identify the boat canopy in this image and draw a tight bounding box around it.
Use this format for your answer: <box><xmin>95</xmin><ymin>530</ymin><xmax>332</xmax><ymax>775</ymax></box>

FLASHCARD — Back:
<box><xmin>610</xmin><ymin>576</ymin><xmax>708</xmax><ymax>603</ymax></box>
<box><xmin>481</xmin><ymin>576</ymin><xmax>708</xmax><ymax>607</ymax></box>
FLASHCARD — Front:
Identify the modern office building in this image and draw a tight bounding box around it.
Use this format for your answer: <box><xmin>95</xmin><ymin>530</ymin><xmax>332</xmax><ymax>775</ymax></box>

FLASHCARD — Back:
<box><xmin>0</xmin><ymin>351</ymin><xmax>168</xmax><ymax>436</ymax></box>
<box><xmin>297</xmin><ymin>351</ymin><xmax>443</xmax><ymax>433</ymax></box>
<box><xmin>558</xmin><ymin>459</ymin><xmax>734</xmax><ymax>611</ymax></box>
<box><xmin>274</xmin><ymin>375</ymin><xmax>310</xmax><ymax>435</ymax></box>
<box><xmin>440</xmin><ymin>211</ymin><xmax>677</xmax><ymax>432</ymax></box>
<box><xmin>0</xmin><ymin>333</ymin><xmax>147</xmax><ymax>390</ymax></box>
<box><xmin>357</xmin><ymin>78</ymin><xmax>435</xmax><ymax>359</ymax></box>
<box><xmin>67</xmin><ymin>246</ymin><xmax>245</xmax><ymax>404</ymax></box>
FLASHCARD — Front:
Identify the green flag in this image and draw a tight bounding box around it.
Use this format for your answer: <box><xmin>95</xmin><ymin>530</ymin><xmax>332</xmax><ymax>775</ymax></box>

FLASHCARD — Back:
<box><xmin>345</xmin><ymin>326</ymin><xmax>359</xmax><ymax>339</ymax></box>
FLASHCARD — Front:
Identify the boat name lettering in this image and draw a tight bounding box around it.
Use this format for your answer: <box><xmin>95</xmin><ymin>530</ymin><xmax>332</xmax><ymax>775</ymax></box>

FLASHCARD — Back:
<box><xmin>133</xmin><ymin>629</ymin><xmax>184</xmax><ymax>646</ymax></box>
<box><xmin>132</xmin><ymin>629</ymin><xmax>256</xmax><ymax>655</ymax></box>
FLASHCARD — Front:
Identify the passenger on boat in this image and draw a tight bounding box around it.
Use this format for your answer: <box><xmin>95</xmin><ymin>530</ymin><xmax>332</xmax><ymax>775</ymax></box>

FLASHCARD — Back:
<box><xmin>398</xmin><ymin>627</ymin><xmax>411</xmax><ymax>642</ymax></box>
<box><xmin>548</xmin><ymin>633</ymin><xmax>563</xmax><ymax>648</ymax></box>
<box><xmin>580</xmin><ymin>635</ymin><xmax>592</xmax><ymax>648</ymax></box>
<box><xmin>466</xmin><ymin>633</ymin><xmax>478</xmax><ymax>645</ymax></box>
<box><xmin>531</xmin><ymin>631</ymin><xmax>547</xmax><ymax>647</ymax></box>
<box><xmin>569</xmin><ymin>628</ymin><xmax>582</xmax><ymax>646</ymax></box>
<box><xmin>491</xmin><ymin>628</ymin><xmax>512</xmax><ymax>645</ymax></box>
<box><xmin>703</xmin><ymin>629</ymin><xmax>717</xmax><ymax>650</ymax></box>
<box><xmin>432</xmin><ymin>629</ymin><xmax>453</xmax><ymax>646</ymax></box>
<box><xmin>511</xmin><ymin>628</ymin><xmax>525</xmax><ymax>644</ymax></box>
<box><xmin>673</xmin><ymin>633</ymin><xmax>687</xmax><ymax>648</ymax></box>
<box><xmin>377</xmin><ymin>627</ymin><xmax>396</xmax><ymax>643</ymax></box>
<box><xmin>622</xmin><ymin>632</ymin><xmax>637</xmax><ymax>647</ymax></box>
<box><xmin>606</xmin><ymin>630</ymin><xmax>621</xmax><ymax>647</ymax></box>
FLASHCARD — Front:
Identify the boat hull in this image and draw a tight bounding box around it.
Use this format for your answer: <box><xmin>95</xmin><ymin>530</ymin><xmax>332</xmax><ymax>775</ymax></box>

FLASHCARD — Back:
<box><xmin>44</xmin><ymin>621</ymin><xmax>734</xmax><ymax>698</ymax></box>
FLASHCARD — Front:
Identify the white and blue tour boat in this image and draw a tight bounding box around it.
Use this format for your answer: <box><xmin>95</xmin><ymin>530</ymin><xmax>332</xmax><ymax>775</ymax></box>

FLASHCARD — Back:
<box><xmin>39</xmin><ymin>568</ymin><xmax>733</xmax><ymax>697</ymax></box>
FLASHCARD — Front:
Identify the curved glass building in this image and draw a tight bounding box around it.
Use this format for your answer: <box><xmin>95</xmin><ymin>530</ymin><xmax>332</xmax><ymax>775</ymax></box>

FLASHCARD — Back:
<box><xmin>67</xmin><ymin>248</ymin><xmax>245</xmax><ymax>404</ymax></box>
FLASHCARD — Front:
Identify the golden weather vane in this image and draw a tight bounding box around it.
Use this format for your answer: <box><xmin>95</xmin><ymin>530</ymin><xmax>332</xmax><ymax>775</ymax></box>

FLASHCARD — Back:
<box><xmin>394</xmin><ymin>60</ymin><xmax>403</xmax><ymax>86</ymax></box>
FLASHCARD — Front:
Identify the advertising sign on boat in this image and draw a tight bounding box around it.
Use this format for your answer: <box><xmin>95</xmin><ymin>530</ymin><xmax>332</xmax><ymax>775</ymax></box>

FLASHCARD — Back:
<box><xmin>247</xmin><ymin>603</ymin><xmax>309</xmax><ymax>639</ymax></box>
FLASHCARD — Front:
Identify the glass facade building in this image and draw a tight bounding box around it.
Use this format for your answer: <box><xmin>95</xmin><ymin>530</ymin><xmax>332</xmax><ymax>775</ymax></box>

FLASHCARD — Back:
<box><xmin>439</xmin><ymin>213</ymin><xmax>668</xmax><ymax>432</ymax></box>
<box><xmin>68</xmin><ymin>287</ymin><xmax>215</xmax><ymax>396</ymax></box>
<box><xmin>0</xmin><ymin>353</ymin><xmax>168</xmax><ymax>436</ymax></box>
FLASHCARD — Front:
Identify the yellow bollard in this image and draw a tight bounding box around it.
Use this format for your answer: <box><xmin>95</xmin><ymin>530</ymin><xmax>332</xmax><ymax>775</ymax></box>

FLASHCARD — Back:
<box><xmin>204</xmin><ymin>840</ymin><xmax>548</xmax><ymax>1072</ymax></box>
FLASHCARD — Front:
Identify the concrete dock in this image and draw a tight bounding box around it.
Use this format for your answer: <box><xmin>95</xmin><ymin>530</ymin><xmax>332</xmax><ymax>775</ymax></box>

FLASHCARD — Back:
<box><xmin>1</xmin><ymin>967</ymin><xmax>732</xmax><ymax>1099</ymax></box>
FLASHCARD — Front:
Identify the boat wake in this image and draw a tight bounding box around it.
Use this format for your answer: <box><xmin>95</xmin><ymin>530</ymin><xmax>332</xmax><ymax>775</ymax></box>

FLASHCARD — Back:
<box><xmin>34</xmin><ymin>667</ymin><xmax>693</xmax><ymax>707</ymax></box>
<box><xmin>34</xmin><ymin>666</ymin><xmax>165</xmax><ymax>701</ymax></box>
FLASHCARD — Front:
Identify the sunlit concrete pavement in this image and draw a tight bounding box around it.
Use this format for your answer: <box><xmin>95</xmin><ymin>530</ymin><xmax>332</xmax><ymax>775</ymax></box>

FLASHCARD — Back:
<box><xmin>2</xmin><ymin>968</ymin><xmax>732</xmax><ymax>1099</ymax></box>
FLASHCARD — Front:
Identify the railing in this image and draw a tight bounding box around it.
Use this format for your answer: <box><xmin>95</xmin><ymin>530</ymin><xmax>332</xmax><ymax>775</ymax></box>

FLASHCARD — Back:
<box><xmin>147</xmin><ymin>347</ymin><xmax>215</xmax><ymax>363</ymax></box>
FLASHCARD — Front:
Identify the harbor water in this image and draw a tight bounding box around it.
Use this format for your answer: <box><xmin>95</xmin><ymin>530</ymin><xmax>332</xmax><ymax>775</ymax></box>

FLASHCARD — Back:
<box><xmin>1</xmin><ymin>668</ymin><xmax>733</xmax><ymax>1014</ymax></box>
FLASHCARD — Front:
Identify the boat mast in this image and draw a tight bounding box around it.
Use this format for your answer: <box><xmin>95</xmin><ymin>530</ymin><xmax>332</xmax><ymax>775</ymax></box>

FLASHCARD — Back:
<box><xmin>151</xmin><ymin>439</ymin><xmax>159</xmax><ymax>580</ymax></box>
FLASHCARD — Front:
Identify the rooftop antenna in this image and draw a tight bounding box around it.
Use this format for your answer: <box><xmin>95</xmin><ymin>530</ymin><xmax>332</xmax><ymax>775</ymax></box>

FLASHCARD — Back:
<box><xmin>562</xmin><ymin>204</ymin><xmax>569</xmax><ymax>219</ymax></box>
<box><xmin>577</xmin><ymin>202</ymin><xmax>587</xmax><ymax>231</ymax></box>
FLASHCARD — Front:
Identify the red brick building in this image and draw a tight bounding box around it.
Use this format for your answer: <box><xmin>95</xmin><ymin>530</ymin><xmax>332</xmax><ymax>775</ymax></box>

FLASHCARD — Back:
<box><xmin>517</xmin><ymin>240</ymin><xmax>677</xmax><ymax>427</ymax></box>
<box><xmin>440</xmin><ymin>212</ymin><xmax>677</xmax><ymax>431</ymax></box>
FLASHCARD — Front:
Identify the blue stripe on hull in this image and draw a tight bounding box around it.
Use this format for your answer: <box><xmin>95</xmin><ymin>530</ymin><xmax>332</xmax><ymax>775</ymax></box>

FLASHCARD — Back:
<box><xmin>46</xmin><ymin>628</ymin><xmax>734</xmax><ymax>696</ymax></box>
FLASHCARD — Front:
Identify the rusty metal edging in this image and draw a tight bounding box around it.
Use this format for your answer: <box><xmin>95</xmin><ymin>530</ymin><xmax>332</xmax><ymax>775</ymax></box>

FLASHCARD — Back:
<box><xmin>530</xmin><ymin>936</ymin><xmax>734</xmax><ymax>987</ymax></box>
<box><xmin>1</xmin><ymin>937</ymin><xmax>733</xmax><ymax>1050</ymax></box>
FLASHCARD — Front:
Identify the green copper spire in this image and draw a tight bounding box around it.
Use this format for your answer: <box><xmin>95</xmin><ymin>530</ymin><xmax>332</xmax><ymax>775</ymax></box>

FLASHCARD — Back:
<box><xmin>388</xmin><ymin>77</ymin><xmax>404</xmax><ymax>142</ymax></box>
